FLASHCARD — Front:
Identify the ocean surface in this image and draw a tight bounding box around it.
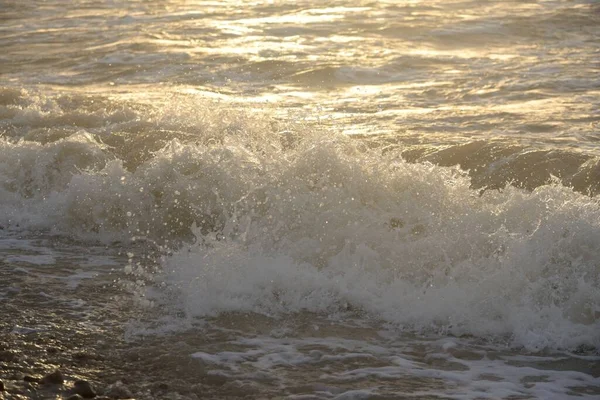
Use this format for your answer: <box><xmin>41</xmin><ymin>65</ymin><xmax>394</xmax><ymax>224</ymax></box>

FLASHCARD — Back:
<box><xmin>1</xmin><ymin>0</ymin><xmax>599</xmax><ymax>398</ymax></box>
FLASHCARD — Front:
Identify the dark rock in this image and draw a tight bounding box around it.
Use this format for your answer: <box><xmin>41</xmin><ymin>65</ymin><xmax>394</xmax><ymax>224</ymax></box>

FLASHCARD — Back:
<box><xmin>66</xmin><ymin>395</ymin><xmax>84</xmax><ymax>400</ymax></box>
<box><xmin>0</xmin><ymin>350</ymin><xmax>18</xmax><ymax>362</ymax></box>
<box><xmin>42</xmin><ymin>369</ymin><xmax>64</xmax><ymax>385</ymax></box>
<box><xmin>151</xmin><ymin>382</ymin><xmax>169</xmax><ymax>392</ymax></box>
<box><xmin>104</xmin><ymin>382</ymin><xmax>132</xmax><ymax>399</ymax></box>
<box><xmin>73</xmin><ymin>351</ymin><xmax>102</xmax><ymax>361</ymax></box>
<box><xmin>73</xmin><ymin>380</ymin><xmax>96</xmax><ymax>398</ymax></box>
<box><xmin>203</xmin><ymin>373</ymin><xmax>228</xmax><ymax>386</ymax></box>
<box><xmin>23</xmin><ymin>375</ymin><xmax>39</xmax><ymax>383</ymax></box>
<box><xmin>0</xmin><ymin>379</ymin><xmax>4</xmax><ymax>391</ymax></box>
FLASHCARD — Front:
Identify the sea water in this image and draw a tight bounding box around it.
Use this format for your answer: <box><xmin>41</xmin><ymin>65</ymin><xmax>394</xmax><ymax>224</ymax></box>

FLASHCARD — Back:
<box><xmin>1</xmin><ymin>1</ymin><xmax>599</xmax><ymax>398</ymax></box>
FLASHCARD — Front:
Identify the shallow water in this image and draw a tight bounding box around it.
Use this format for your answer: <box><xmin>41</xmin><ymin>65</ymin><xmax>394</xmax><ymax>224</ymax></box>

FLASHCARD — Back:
<box><xmin>1</xmin><ymin>1</ymin><xmax>600</xmax><ymax>399</ymax></box>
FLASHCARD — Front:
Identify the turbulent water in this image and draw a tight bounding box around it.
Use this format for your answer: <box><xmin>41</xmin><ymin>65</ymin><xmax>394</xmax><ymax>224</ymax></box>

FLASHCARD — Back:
<box><xmin>1</xmin><ymin>1</ymin><xmax>600</xmax><ymax>399</ymax></box>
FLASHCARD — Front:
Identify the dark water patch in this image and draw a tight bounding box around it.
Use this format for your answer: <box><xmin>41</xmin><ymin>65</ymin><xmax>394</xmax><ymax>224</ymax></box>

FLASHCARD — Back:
<box><xmin>372</xmin><ymin>136</ymin><xmax>600</xmax><ymax>196</ymax></box>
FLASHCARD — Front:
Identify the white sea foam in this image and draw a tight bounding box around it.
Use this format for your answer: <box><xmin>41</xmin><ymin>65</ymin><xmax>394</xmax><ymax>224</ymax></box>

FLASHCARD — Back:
<box><xmin>1</xmin><ymin>91</ymin><xmax>599</xmax><ymax>351</ymax></box>
<box><xmin>188</xmin><ymin>335</ymin><xmax>599</xmax><ymax>399</ymax></box>
<box><xmin>155</xmin><ymin>133</ymin><xmax>600</xmax><ymax>351</ymax></box>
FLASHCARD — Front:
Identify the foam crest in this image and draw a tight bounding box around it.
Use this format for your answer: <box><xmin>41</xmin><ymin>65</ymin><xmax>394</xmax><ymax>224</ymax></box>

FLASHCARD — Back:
<box><xmin>0</xmin><ymin>90</ymin><xmax>290</xmax><ymax>239</ymax></box>
<box><xmin>159</xmin><ymin>137</ymin><xmax>600</xmax><ymax>350</ymax></box>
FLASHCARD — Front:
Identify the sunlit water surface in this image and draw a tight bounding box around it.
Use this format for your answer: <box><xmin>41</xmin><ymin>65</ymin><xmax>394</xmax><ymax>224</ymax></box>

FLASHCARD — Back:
<box><xmin>1</xmin><ymin>1</ymin><xmax>599</xmax><ymax>399</ymax></box>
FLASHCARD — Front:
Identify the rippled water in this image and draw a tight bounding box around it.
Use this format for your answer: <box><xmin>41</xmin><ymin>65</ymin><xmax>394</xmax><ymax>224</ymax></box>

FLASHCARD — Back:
<box><xmin>3</xmin><ymin>0</ymin><xmax>599</xmax><ymax>139</ymax></box>
<box><xmin>1</xmin><ymin>1</ymin><xmax>599</xmax><ymax>399</ymax></box>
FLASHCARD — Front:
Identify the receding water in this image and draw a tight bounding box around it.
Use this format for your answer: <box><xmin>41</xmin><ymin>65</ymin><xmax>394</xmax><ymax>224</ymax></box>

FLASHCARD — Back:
<box><xmin>1</xmin><ymin>1</ymin><xmax>599</xmax><ymax>399</ymax></box>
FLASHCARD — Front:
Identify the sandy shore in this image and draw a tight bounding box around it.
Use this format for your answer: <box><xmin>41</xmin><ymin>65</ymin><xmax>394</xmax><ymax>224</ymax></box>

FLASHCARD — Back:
<box><xmin>0</xmin><ymin>238</ymin><xmax>216</xmax><ymax>400</ymax></box>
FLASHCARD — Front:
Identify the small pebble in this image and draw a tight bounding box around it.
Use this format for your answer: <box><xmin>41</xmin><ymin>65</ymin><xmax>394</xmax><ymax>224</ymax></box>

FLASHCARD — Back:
<box><xmin>42</xmin><ymin>369</ymin><xmax>64</xmax><ymax>385</ymax></box>
<box><xmin>73</xmin><ymin>351</ymin><xmax>98</xmax><ymax>361</ymax></box>
<box><xmin>73</xmin><ymin>380</ymin><xmax>96</xmax><ymax>398</ymax></box>
<box><xmin>0</xmin><ymin>350</ymin><xmax>18</xmax><ymax>362</ymax></box>
<box><xmin>23</xmin><ymin>375</ymin><xmax>39</xmax><ymax>383</ymax></box>
<box><xmin>152</xmin><ymin>382</ymin><xmax>169</xmax><ymax>392</ymax></box>
<box><xmin>105</xmin><ymin>382</ymin><xmax>132</xmax><ymax>399</ymax></box>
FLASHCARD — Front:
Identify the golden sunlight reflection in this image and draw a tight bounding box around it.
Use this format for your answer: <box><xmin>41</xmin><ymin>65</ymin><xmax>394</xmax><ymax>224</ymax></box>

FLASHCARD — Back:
<box><xmin>1</xmin><ymin>0</ymin><xmax>600</xmax><ymax>398</ymax></box>
<box><xmin>63</xmin><ymin>0</ymin><xmax>597</xmax><ymax>143</ymax></box>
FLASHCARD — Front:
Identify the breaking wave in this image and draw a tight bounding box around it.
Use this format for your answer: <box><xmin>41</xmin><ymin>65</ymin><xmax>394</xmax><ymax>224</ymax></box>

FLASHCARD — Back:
<box><xmin>1</xmin><ymin>88</ymin><xmax>599</xmax><ymax>351</ymax></box>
